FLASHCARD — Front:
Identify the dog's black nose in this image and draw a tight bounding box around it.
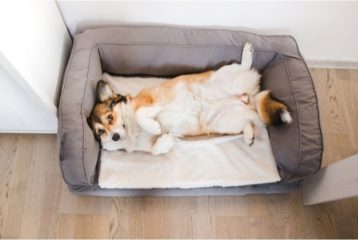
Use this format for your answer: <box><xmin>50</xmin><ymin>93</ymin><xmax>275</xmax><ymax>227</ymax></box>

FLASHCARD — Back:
<box><xmin>112</xmin><ymin>133</ymin><xmax>120</xmax><ymax>141</ymax></box>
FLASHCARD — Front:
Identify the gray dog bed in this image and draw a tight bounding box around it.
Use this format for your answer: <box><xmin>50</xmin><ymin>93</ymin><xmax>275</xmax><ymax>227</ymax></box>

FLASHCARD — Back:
<box><xmin>58</xmin><ymin>26</ymin><xmax>323</xmax><ymax>196</ymax></box>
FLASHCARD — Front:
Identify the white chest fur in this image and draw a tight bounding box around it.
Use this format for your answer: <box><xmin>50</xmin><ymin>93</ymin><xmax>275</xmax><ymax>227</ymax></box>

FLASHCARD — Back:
<box><xmin>157</xmin><ymin>82</ymin><xmax>203</xmax><ymax>136</ymax></box>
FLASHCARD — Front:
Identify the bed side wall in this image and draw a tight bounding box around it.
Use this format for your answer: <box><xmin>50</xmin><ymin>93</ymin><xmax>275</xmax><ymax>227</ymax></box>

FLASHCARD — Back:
<box><xmin>59</xmin><ymin>26</ymin><xmax>322</xmax><ymax>193</ymax></box>
<box><xmin>262</xmin><ymin>55</ymin><xmax>323</xmax><ymax>180</ymax></box>
<box><xmin>59</xmin><ymin>38</ymin><xmax>102</xmax><ymax>186</ymax></box>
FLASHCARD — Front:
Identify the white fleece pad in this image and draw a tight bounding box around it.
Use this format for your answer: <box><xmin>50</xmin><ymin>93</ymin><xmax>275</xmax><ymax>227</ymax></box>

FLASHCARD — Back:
<box><xmin>98</xmin><ymin>74</ymin><xmax>281</xmax><ymax>189</ymax></box>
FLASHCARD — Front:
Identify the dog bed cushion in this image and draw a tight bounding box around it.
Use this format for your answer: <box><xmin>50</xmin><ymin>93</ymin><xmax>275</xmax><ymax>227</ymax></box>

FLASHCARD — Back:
<box><xmin>58</xmin><ymin>26</ymin><xmax>323</xmax><ymax>195</ymax></box>
<box><xmin>99</xmin><ymin>75</ymin><xmax>281</xmax><ymax>189</ymax></box>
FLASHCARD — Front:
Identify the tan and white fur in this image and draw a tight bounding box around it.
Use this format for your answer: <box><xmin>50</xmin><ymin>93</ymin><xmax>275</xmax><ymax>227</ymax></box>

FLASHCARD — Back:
<box><xmin>89</xmin><ymin>43</ymin><xmax>292</xmax><ymax>155</ymax></box>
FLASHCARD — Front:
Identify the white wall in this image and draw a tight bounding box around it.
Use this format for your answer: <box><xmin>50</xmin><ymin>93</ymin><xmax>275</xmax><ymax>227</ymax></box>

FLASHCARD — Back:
<box><xmin>0</xmin><ymin>65</ymin><xmax>57</xmax><ymax>133</ymax></box>
<box><xmin>57</xmin><ymin>1</ymin><xmax>358</xmax><ymax>68</ymax></box>
<box><xmin>0</xmin><ymin>1</ymin><xmax>72</xmax><ymax>113</ymax></box>
<box><xmin>0</xmin><ymin>1</ymin><xmax>72</xmax><ymax>132</ymax></box>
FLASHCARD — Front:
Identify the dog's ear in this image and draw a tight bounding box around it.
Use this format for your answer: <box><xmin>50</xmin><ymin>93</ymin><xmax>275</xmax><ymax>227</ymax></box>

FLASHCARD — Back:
<box><xmin>97</xmin><ymin>80</ymin><xmax>114</xmax><ymax>102</ymax></box>
<box><xmin>111</xmin><ymin>94</ymin><xmax>127</xmax><ymax>107</ymax></box>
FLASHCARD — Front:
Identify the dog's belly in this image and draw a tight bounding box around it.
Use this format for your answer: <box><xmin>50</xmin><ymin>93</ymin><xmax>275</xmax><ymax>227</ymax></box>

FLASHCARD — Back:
<box><xmin>157</xmin><ymin>92</ymin><xmax>203</xmax><ymax>136</ymax></box>
<box><xmin>156</xmin><ymin>78</ymin><xmax>257</xmax><ymax>136</ymax></box>
<box><xmin>203</xmin><ymin>98</ymin><xmax>257</xmax><ymax>133</ymax></box>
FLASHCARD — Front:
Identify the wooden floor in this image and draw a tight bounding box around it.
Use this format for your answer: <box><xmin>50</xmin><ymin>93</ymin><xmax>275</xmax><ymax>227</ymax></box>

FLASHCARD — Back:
<box><xmin>0</xmin><ymin>68</ymin><xmax>357</xmax><ymax>238</ymax></box>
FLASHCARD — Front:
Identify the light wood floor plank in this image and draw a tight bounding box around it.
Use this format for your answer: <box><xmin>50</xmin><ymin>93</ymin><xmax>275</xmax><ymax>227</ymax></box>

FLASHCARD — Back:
<box><xmin>18</xmin><ymin>135</ymin><xmax>62</xmax><ymax>238</ymax></box>
<box><xmin>59</xmin><ymin>183</ymin><xmax>112</xmax><ymax>215</ymax></box>
<box><xmin>1</xmin><ymin>135</ymin><xmax>36</xmax><ymax>238</ymax></box>
<box><xmin>55</xmin><ymin>214</ymin><xmax>110</xmax><ymax>238</ymax></box>
<box><xmin>311</xmin><ymin>68</ymin><xmax>358</xmax><ymax>166</ymax></box>
<box><xmin>334</xmin><ymin>69</ymin><xmax>358</xmax><ymax>150</ymax></box>
<box><xmin>0</xmin><ymin>134</ymin><xmax>18</xmax><ymax>238</ymax></box>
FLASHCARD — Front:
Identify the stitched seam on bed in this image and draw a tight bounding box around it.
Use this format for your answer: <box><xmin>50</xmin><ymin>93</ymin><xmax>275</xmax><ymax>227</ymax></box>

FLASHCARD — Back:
<box><xmin>58</xmin><ymin>36</ymin><xmax>77</xmax><ymax>186</ymax></box>
<box><xmin>90</xmin><ymin>42</ymin><xmax>297</xmax><ymax>58</ymax></box>
<box><xmin>301</xmin><ymin>64</ymin><xmax>323</xmax><ymax>175</ymax></box>
<box><xmin>90</xmin><ymin>24</ymin><xmax>279</xmax><ymax>38</ymax></box>
<box><xmin>262</xmin><ymin>53</ymin><xmax>280</xmax><ymax>72</ymax></box>
<box><xmin>67</xmin><ymin>42</ymin><xmax>279</xmax><ymax>187</ymax></box>
<box><xmin>94</xmin><ymin>42</ymin><xmax>299</xmax><ymax>179</ymax></box>
<box><xmin>277</xmin><ymin>54</ymin><xmax>302</xmax><ymax>180</ymax></box>
<box><xmin>80</xmin><ymin>46</ymin><xmax>97</xmax><ymax>183</ymax></box>
<box><xmin>82</xmin><ymin>24</ymin><xmax>299</xmax><ymax>50</ymax></box>
<box><xmin>290</xmin><ymin>36</ymin><xmax>323</xmax><ymax>176</ymax></box>
<box><xmin>261</xmin><ymin>53</ymin><xmax>301</xmax><ymax>180</ymax></box>
<box><xmin>74</xmin><ymin>42</ymin><xmax>300</xmax><ymax>61</ymax></box>
<box><xmin>72</xmin><ymin>41</ymin><xmax>298</xmax><ymax>186</ymax></box>
<box><xmin>95</xmin><ymin>42</ymin><xmax>277</xmax><ymax>50</ymax></box>
<box><xmin>90</xmin><ymin>43</ymin><xmax>286</xmax><ymax>182</ymax></box>
<box><xmin>61</xmin><ymin>28</ymin><xmax>306</xmax><ymax>190</ymax></box>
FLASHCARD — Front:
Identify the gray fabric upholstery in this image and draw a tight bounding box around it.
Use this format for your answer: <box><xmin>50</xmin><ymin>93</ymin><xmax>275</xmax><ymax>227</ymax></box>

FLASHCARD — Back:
<box><xmin>58</xmin><ymin>26</ymin><xmax>323</xmax><ymax>195</ymax></box>
<box><xmin>69</xmin><ymin>182</ymin><xmax>300</xmax><ymax>197</ymax></box>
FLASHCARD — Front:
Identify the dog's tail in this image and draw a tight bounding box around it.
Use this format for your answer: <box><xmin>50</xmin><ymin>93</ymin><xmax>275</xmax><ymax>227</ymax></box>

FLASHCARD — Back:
<box><xmin>255</xmin><ymin>90</ymin><xmax>293</xmax><ymax>126</ymax></box>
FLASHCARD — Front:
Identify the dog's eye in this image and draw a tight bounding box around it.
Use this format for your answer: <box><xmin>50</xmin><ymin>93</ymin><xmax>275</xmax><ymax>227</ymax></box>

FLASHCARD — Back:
<box><xmin>107</xmin><ymin>114</ymin><xmax>113</xmax><ymax>123</ymax></box>
<box><xmin>122</xmin><ymin>124</ymin><xmax>125</xmax><ymax>129</ymax></box>
<box><xmin>98</xmin><ymin>129</ymin><xmax>105</xmax><ymax>136</ymax></box>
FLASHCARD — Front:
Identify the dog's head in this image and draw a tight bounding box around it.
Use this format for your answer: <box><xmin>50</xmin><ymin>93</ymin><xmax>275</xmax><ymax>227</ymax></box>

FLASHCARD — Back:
<box><xmin>88</xmin><ymin>80</ymin><xmax>129</xmax><ymax>147</ymax></box>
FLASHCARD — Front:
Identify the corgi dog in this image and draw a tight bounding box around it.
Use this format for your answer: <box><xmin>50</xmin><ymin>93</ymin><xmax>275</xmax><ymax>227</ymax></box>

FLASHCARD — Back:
<box><xmin>88</xmin><ymin>43</ymin><xmax>292</xmax><ymax>155</ymax></box>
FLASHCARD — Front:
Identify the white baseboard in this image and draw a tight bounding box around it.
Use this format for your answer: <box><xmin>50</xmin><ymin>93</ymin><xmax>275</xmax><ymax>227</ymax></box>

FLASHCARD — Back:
<box><xmin>306</xmin><ymin>60</ymin><xmax>358</xmax><ymax>69</ymax></box>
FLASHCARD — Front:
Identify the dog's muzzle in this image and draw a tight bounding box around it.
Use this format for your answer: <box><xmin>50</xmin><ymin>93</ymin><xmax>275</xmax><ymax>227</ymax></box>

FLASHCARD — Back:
<box><xmin>112</xmin><ymin>133</ymin><xmax>120</xmax><ymax>141</ymax></box>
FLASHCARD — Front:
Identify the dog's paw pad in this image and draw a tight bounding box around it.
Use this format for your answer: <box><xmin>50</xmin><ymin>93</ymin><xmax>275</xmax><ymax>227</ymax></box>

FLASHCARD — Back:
<box><xmin>243</xmin><ymin>42</ymin><xmax>254</xmax><ymax>54</ymax></box>
<box><xmin>249</xmin><ymin>137</ymin><xmax>255</xmax><ymax>146</ymax></box>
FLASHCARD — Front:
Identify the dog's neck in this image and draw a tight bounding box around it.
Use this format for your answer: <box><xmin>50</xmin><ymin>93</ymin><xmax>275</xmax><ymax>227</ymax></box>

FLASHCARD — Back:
<box><xmin>122</xmin><ymin>100</ymin><xmax>141</xmax><ymax>137</ymax></box>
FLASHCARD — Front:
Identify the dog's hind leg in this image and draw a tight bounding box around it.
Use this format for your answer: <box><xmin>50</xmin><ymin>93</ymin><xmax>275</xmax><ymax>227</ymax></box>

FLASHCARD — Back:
<box><xmin>243</xmin><ymin>122</ymin><xmax>255</xmax><ymax>146</ymax></box>
<box><xmin>240</xmin><ymin>42</ymin><xmax>254</xmax><ymax>69</ymax></box>
<box><xmin>207</xmin><ymin>105</ymin><xmax>261</xmax><ymax>146</ymax></box>
<box><xmin>209</xmin><ymin>42</ymin><xmax>259</xmax><ymax>99</ymax></box>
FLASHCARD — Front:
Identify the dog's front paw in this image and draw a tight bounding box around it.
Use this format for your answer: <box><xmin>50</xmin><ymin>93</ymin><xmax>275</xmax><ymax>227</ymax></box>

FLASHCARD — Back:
<box><xmin>135</xmin><ymin>108</ymin><xmax>162</xmax><ymax>135</ymax></box>
<box><xmin>152</xmin><ymin>134</ymin><xmax>175</xmax><ymax>155</ymax></box>
<box><xmin>147</xmin><ymin>121</ymin><xmax>162</xmax><ymax>135</ymax></box>
<box><xmin>136</xmin><ymin>117</ymin><xmax>162</xmax><ymax>135</ymax></box>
